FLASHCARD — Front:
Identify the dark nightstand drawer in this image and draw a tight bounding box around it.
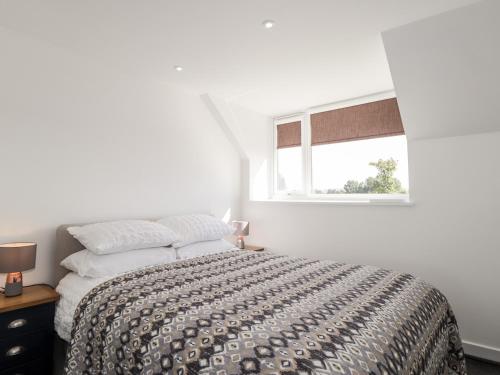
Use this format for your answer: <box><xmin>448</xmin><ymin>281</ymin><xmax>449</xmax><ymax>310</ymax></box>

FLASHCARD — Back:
<box><xmin>0</xmin><ymin>286</ymin><xmax>59</xmax><ymax>374</ymax></box>
<box><xmin>0</xmin><ymin>304</ymin><xmax>54</xmax><ymax>337</ymax></box>
<box><xmin>0</xmin><ymin>357</ymin><xmax>50</xmax><ymax>375</ymax></box>
<box><xmin>0</xmin><ymin>329</ymin><xmax>52</xmax><ymax>368</ymax></box>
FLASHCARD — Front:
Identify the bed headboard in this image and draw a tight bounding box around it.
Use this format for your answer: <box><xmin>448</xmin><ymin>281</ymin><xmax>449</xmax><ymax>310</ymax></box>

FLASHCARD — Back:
<box><xmin>54</xmin><ymin>224</ymin><xmax>86</xmax><ymax>285</ymax></box>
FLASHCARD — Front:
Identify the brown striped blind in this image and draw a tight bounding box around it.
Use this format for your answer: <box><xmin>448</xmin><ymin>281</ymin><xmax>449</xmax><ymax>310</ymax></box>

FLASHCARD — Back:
<box><xmin>277</xmin><ymin>121</ymin><xmax>301</xmax><ymax>149</ymax></box>
<box><xmin>310</xmin><ymin>98</ymin><xmax>404</xmax><ymax>146</ymax></box>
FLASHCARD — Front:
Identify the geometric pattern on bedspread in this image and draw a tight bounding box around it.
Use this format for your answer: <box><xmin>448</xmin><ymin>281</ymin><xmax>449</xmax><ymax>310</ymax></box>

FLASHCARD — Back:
<box><xmin>64</xmin><ymin>250</ymin><xmax>467</xmax><ymax>375</ymax></box>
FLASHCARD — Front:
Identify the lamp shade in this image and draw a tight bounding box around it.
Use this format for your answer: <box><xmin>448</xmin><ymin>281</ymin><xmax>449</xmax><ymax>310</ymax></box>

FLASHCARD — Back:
<box><xmin>232</xmin><ymin>221</ymin><xmax>249</xmax><ymax>236</ymax></box>
<box><xmin>0</xmin><ymin>242</ymin><xmax>37</xmax><ymax>273</ymax></box>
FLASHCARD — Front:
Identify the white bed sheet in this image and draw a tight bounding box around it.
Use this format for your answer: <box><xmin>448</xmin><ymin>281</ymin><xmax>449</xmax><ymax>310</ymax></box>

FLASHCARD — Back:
<box><xmin>55</xmin><ymin>272</ymin><xmax>111</xmax><ymax>342</ymax></box>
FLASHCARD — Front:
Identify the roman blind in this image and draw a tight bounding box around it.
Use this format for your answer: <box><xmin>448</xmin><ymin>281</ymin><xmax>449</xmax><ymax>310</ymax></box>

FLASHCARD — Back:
<box><xmin>277</xmin><ymin>121</ymin><xmax>301</xmax><ymax>149</ymax></box>
<box><xmin>310</xmin><ymin>98</ymin><xmax>404</xmax><ymax>146</ymax></box>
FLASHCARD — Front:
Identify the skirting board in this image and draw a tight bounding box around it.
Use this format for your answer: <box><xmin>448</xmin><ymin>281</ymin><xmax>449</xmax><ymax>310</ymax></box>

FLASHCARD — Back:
<box><xmin>463</xmin><ymin>340</ymin><xmax>500</xmax><ymax>363</ymax></box>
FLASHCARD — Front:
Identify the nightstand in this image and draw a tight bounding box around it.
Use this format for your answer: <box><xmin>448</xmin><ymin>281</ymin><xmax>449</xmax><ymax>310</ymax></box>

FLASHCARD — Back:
<box><xmin>0</xmin><ymin>285</ymin><xmax>59</xmax><ymax>375</ymax></box>
<box><xmin>244</xmin><ymin>245</ymin><xmax>265</xmax><ymax>252</ymax></box>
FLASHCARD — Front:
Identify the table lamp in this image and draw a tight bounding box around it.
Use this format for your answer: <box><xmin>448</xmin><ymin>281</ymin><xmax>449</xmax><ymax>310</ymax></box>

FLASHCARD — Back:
<box><xmin>232</xmin><ymin>221</ymin><xmax>249</xmax><ymax>249</ymax></box>
<box><xmin>0</xmin><ymin>242</ymin><xmax>37</xmax><ymax>297</ymax></box>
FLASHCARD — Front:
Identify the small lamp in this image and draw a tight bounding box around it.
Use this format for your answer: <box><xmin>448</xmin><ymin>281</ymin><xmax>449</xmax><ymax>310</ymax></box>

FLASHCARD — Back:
<box><xmin>232</xmin><ymin>221</ymin><xmax>249</xmax><ymax>249</ymax></box>
<box><xmin>0</xmin><ymin>242</ymin><xmax>37</xmax><ymax>297</ymax></box>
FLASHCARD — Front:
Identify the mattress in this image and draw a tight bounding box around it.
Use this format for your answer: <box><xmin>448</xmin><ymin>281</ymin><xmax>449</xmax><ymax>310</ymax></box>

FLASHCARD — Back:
<box><xmin>62</xmin><ymin>250</ymin><xmax>466</xmax><ymax>374</ymax></box>
<box><xmin>55</xmin><ymin>272</ymin><xmax>111</xmax><ymax>342</ymax></box>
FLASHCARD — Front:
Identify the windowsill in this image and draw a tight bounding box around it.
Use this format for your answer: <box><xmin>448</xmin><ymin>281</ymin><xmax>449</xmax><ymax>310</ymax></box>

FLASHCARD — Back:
<box><xmin>251</xmin><ymin>197</ymin><xmax>414</xmax><ymax>206</ymax></box>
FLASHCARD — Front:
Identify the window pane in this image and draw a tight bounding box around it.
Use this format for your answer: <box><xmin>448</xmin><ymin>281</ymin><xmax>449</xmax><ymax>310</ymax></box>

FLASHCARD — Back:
<box><xmin>277</xmin><ymin>146</ymin><xmax>302</xmax><ymax>192</ymax></box>
<box><xmin>312</xmin><ymin>135</ymin><xmax>409</xmax><ymax>194</ymax></box>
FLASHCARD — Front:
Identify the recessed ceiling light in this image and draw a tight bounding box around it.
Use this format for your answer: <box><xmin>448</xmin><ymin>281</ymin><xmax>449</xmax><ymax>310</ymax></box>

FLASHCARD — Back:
<box><xmin>174</xmin><ymin>65</ymin><xmax>183</xmax><ymax>72</ymax></box>
<box><xmin>262</xmin><ymin>20</ymin><xmax>275</xmax><ymax>29</ymax></box>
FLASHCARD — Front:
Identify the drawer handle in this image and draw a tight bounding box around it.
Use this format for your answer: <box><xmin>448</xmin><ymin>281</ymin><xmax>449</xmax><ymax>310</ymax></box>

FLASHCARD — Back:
<box><xmin>6</xmin><ymin>345</ymin><xmax>25</xmax><ymax>357</ymax></box>
<box><xmin>7</xmin><ymin>319</ymin><xmax>27</xmax><ymax>329</ymax></box>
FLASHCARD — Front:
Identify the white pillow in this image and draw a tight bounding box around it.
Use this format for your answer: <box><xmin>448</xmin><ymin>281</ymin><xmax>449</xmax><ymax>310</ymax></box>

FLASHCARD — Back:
<box><xmin>157</xmin><ymin>214</ymin><xmax>234</xmax><ymax>248</ymax></box>
<box><xmin>61</xmin><ymin>247</ymin><xmax>177</xmax><ymax>278</ymax></box>
<box><xmin>67</xmin><ymin>220</ymin><xmax>178</xmax><ymax>255</ymax></box>
<box><xmin>176</xmin><ymin>239</ymin><xmax>236</xmax><ymax>260</ymax></box>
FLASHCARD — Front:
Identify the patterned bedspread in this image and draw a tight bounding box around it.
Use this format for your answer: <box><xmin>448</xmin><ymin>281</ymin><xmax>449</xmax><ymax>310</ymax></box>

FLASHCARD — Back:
<box><xmin>65</xmin><ymin>250</ymin><xmax>466</xmax><ymax>374</ymax></box>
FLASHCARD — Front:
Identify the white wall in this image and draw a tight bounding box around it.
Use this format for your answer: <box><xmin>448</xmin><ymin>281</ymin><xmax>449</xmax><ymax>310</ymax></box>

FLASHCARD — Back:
<box><xmin>204</xmin><ymin>95</ymin><xmax>273</xmax><ymax>202</ymax></box>
<box><xmin>382</xmin><ymin>0</ymin><xmax>500</xmax><ymax>140</ymax></box>
<box><xmin>0</xmin><ymin>26</ymin><xmax>241</xmax><ymax>286</ymax></box>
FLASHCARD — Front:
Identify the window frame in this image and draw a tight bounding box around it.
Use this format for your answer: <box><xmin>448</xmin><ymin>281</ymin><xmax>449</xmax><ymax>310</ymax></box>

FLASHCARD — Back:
<box><xmin>272</xmin><ymin>91</ymin><xmax>410</xmax><ymax>202</ymax></box>
<box><xmin>273</xmin><ymin>114</ymin><xmax>306</xmax><ymax>197</ymax></box>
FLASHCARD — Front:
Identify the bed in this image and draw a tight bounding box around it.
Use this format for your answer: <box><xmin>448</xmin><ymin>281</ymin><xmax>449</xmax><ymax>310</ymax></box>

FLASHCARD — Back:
<box><xmin>54</xmin><ymin>223</ymin><xmax>467</xmax><ymax>375</ymax></box>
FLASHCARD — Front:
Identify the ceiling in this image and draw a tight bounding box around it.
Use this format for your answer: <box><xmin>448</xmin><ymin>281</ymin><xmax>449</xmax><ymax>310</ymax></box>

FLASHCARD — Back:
<box><xmin>0</xmin><ymin>0</ymin><xmax>478</xmax><ymax>116</ymax></box>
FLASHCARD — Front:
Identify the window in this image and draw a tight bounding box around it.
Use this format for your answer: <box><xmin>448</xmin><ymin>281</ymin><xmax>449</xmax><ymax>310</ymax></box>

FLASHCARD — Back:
<box><xmin>273</xmin><ymin>94</ymin><xmax>409</xmax><ymax>201</ymax></box>
<box><xmin>311</xmin><ymin>135</ymin><xmax>408</xmax><ymax>194</ymax></box>
<box><xmin>275</xmin><ymin>119</ymin><xmax>303</xmax><ymax>194</ymax></box>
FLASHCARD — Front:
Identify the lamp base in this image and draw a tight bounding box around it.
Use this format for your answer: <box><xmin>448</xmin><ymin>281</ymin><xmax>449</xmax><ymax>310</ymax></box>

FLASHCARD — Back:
<box><xmin>4</xmin><ymin>272</ymin><xmax>23</xmax><ymax>297</ymax></box>
<box><xmin>236</xmin><ymin>236</ymin><xmax>245</xmax><ymax>249</ymax></box>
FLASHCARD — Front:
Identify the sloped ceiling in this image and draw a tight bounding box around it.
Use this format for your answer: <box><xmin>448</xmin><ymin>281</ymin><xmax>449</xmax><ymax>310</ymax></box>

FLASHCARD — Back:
<box><xmin>0</xmin><ymin>0</ymin><xmax>478</xmax><ymax>117</ymax></box>
<box><xmin>383</xmin><ymin>0</ymin><xmax>500</xmax><ymax>140</ymax></box>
